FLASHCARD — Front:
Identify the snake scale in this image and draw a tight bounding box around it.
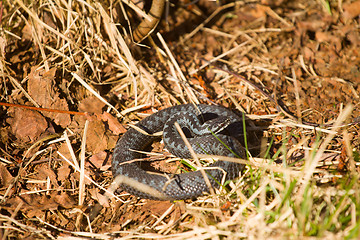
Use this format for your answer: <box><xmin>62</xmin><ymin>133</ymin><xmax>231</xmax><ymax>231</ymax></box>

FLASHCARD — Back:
<box><xmin>112</xmin><ymin>104</ymin><xmax>245</xmax><ymax>200</ymax></box>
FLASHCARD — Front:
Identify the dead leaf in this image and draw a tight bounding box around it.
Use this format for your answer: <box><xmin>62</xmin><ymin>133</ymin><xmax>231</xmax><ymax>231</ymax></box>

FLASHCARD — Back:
<box><xmin>6</xmin><ymin>108</ymin><xmax>48</xmax><ymax>143</ymax></box>
<box><xmin>101</xmin><ymin>112</ymin><xmax>126</xmax><ymax>135</ymax></box>
<box><xmin>297</xmin><ymin>20</ymin><xmax>326</xmax><ymax>32</ymax></box>
<box><xmin>28</xmin><ymin>67</ymin><xmax>71</xmax><ymax>128</ymax></box>
<box><xmin>57</xmin><ymin>142</ymin><xmax>73</xmax><ymax>161</ymax></box>
<box><xmin>316</xmin><ymin>32</ymin><xmax>342</xmax><ymax>50</ymax></box>
<box><xmin>237</xmin><ymin>4</ymin><xmax>267</xmax><ymax>20</ymax></box>
<box><xmin>73</xmin><ymin>170</ymin><xmax>92</xmax><ymax>185</ymax></box>
<box><xmin>8</xmin><ymin>192</ymin><xmax>76</xmax><ymax>218</ymax></box>
<box><xmin>57</xmin><ymin>163</ymin><xmax>71</xmax><ymax>181</ymax></box>
<box><xmin>88</xmin><ymin>151</ymin><xmax>110</xmax><ymax>170</ymax></box>
<box><xmin>79</xmin><ymin>96</ymin><xmax>105</xmax><ymax>114</ymax></box>
<box><xmin>88</xmin><ymin>188</ymin><xmax>110</xmax><ymax>207</ymax></box>
<box><xmin>52</xmin><ymin>191</ymin><xmax>77</xmax><ymax>208</ymax></box>
<box><xmin>343</xmin><ymin>0</ymin><xmax>360</xmax><ymax>20</ymax></box>
<box><xmin>142</xmin><ymin>200</ymin><xmax>173</xmax><ymax>217</ymax></box>
<box><xmin>0</xmin><ymin>165</ymin><xmax>13</xmax><ymax>188</ymax></box>
<box><xmin>303</xmin><ymin>47</ymin><xmax>314</xmax><ymax>61</ymax></box>
<box><xmin>35</xmin><ymin>164</ymin><xmax>59</xmax><ymax>188</ymax></box>
<box><xmin>21</xmin><ymin>23</ymin><xmax>33</xmax><ymax>41</ymax></box>
<box><xmin>315</xmin><ymin>31</ymin><xmax>331</xmax><ymax>42</ymax></box>
<box><xmin>86</xmin><ymin>120</ymin><xmax>108</xmax><ymax>153</ymax></box>
<box><xmin>85</xmin><ymin>117</ymin><xmax>118</xmax><ymax>154</ymax></box>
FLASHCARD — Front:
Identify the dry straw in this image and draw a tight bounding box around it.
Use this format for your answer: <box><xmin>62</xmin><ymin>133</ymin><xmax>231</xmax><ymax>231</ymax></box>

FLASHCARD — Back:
<box><xmin>1</xmin><ymin>0</ymin><xmax>359</xmax><ymax>239</ymax></box>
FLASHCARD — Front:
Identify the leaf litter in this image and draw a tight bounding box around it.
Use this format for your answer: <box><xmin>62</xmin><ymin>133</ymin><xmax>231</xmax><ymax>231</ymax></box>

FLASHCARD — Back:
<box><xmin>0</xmin><ymin>0</ymin><xmax>360</xmax><ymax>239</ymax></box>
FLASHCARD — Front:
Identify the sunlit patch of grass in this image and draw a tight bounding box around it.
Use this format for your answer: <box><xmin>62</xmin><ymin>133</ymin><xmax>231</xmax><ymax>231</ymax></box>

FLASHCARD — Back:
<box><xmin>319</xmin><ymin>0</ymin><xmax>332</xmax><ymax>15</ymax></box>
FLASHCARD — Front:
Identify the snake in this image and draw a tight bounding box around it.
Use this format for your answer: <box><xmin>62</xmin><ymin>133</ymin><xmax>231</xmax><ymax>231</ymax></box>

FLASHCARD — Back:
<box><xmin>112</xmin><ymin>104</ymin><xmax>245</xmax><ymax>200</ymax></box>
<box><xmin>132</xmin><ymin>0</ymin><xmax>165</xmax><ymax>43</ymax></box>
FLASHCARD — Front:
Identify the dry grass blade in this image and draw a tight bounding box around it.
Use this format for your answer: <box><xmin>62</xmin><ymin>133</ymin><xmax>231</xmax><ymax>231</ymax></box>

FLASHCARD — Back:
<box><xmin>298</xmin><ymin>104</ymin><xmax>353</xmax><ymax>198</ymax></box>
<box><xmin>196</xmin><ymin>154</ymin><xmax>301</xmax><ymax>176</ymax></box>
<box><xmin>174</xmin><ymin>121</ymin><xmax>215</xmax><ymax>196</ymax></box>
<box><xmin>193</xmin><ymin>40</ymin><xmax>251</xmax><ymax>74</ymax></box>
<box><xmin>64</xmin><ymin>131</ymin><xmax>79</xmax><ymax>169</ymax></box>
<box><xmin>2</xmin><ymin>0</ymin><xmax>360</xmax><ymax>238</ymax></box>
<box><xmin>98</xmin><ymin>3</ymin><xmax>138</xmax><ymax>73</ymax></box>
<box><xmin>78</xmin><ymin>120</ymin><xmax>89</xmax><ymax>206</ymax></box>
<box><xmin>71</xmin><ymin>72</ymin><xmax>122</xmax><ymax>117</ymax></box>
<box><xmin>120</xmin><ymin>104</ymin><xmax>150</xmax><ymax>116</ymax></box>
<box><xmin>14</xmin><ymin>0</ymin><xmax>70</xmax><ymax>42</ymax></box>
<box><xmin>1</xmin><ymin>202</ymin><xmax>23</xmax><ymax>240</ymax></box>
<box><xmin>1</xmin><ymin>214</ymin><xmax>53</xmax><ymax>238</ymax></box>
<box><xmin>129</xmin><ymin>124</ymin><xmax>163</xmax><ymax>137</ymax></box>
<box><xmin>157</xmin><ymin>33</ymin><xmax>199</xmax><ymax>104</ymax></box>
<box><xmin>180</xmin><ymin>2</ymin><xmax>243</xmax><ymax>44</ymax></box>
<box><xmin>109</xmin><ymin>175</ymin><xmax>169</xmax><ymax>201</ymax></box>
<box><xmin>57</xmin><ymin>151</ymin><xmax>124</xmax><ymax>204</ymax></box>
<box><xmin>121</xmin><ymin>0</ymin><xmax>151</xmax><ymax>21</ymax></box>
<box><xmin>151</xmin><ymin>204</ymin><xmax>174</xmax><ymax>229</ymax></box>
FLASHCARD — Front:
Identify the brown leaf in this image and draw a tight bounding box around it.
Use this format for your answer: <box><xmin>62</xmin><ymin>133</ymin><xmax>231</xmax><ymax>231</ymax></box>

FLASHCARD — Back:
<box><xmin>52</xmin><ymin>191</ymin><xmax>77</xmax><ymax>208</ymax></box>
<box><xmin>49</xmin><ymin>98</ymin><xmax>72</xmax><ymax>127</ymax></box>
<box><xmin>35</xmin><ymin>164</ymin><xmax>59</xmax><ymax>188</ymax></box>
<box><xmin>303</xmin><ymin>47</ymin><xmax>314</xmax><ymax>61</ymax></box>
<box><xmin>343</xmin><ymin>0</ymin><xmax>360</xmax><ymax>20</ymax></box>
<box><xmin>315</xmin><ymin>31</ymin><xmax>331</xmax><ymax>42</ymax></box>
<box><xmin>101</xmin><ymin>112</ymin><xmax>126</xmax><ymax>135</ymax></box>
<box><xmin>0</xmin><ymin>165</ymin><xmax>13</xmax><ymax>188</ymax></box>
<box><xmin>88</xmin><ymin>188</ymin><xmax>110</xmax><ymax>207</ymax></box>
<box><xmin>88</xmin><ymin>151</ymin><xmax>110</xmax><ymax>170</ymax></box>
<box><xmin>297</xmin><ymin>20</ymin><xmax>326</xmax><ymax>32</ymax></box>
<box><xmin>86</xmin><ymin>120</ymin><xmax>108</xmax><ymax>153</ymax></box>
<box><xmin>27</xmin><ymin>67</ymin><xmax>71</xmax><ymax>128</ymax></box>
<box><xmin>142</xmin><ymin>200</ymin><xmax>173</xmax><ymax>217</ymax></box>
<box><xmin>57</xmin><ymin>142</ymin><xmax>73</xmax><ymax>160</ymax></box>
<box><xmin>28</xmin><ymin>67</ymin><xmax>56</xmax><ymax>107</ymax></box>
<box><xmin>6</xmin><ymin>108</ymin><xmax>48</xmax><ymax>143</ymax></box>
<box><xmin>57</xmin><ymin>163</ymin><xmax>71</xmax><ymax>181</ymax></box>
<box><xmin>9</xmin><ymin>192</ymin><xmax>76</xmax><ymax>218</ymax></box>
<box><xmin>21</xmin><ymin>23</ymin><xmax>33</xmax><ymax>41</ymax></box>
<box><xmin>79</xmin><ymin>96</ymin><xmax>105</xmax><ymax>114</ymax></box>
<box><xmin>85</xmin><ymin>117</ymin><xmax>118</xmax><ymax>153</ymax></box>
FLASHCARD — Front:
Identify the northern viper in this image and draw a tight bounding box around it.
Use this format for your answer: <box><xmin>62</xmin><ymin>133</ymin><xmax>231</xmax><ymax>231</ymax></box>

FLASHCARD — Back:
<box><xmin>112</xmin><ymin>104</ymin><xmax>245</xmax><ymax>200</ymax></box>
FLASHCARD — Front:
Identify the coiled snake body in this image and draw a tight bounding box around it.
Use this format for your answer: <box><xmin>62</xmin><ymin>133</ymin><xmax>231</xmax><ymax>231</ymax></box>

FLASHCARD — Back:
<box><xmin>112</xmin><ymin>104</ymin><xmax>245</xmax><ymax>200</ymax></box>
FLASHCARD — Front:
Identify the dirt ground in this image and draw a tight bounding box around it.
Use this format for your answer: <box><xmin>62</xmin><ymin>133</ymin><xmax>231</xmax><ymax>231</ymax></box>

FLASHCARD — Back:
<box><xmin>1</xmin><ymin>0</ymin><xmax>360</xmax><ymax>239</ymax></box>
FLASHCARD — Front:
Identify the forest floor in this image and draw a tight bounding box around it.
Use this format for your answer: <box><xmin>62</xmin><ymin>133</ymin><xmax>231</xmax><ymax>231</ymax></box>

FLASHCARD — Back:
<box><xmin>1</xmin><ymin>0</ymin><xmax>360</xmax><ymax>239</ymax></box>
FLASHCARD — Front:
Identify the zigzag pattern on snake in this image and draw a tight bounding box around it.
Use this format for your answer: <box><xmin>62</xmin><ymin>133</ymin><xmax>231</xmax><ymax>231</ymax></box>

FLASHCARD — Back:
<box><xmin>112</xmin><ymin>104</ymin><xmax>245</xmax><ymax>200</ymax></box>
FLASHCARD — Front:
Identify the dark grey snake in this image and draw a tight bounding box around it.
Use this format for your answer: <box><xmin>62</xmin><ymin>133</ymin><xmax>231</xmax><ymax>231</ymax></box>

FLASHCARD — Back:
<box><xmin>112</xmin><ymin>104</ymin><xmax>245</xmax><ymax>200</ymax></box>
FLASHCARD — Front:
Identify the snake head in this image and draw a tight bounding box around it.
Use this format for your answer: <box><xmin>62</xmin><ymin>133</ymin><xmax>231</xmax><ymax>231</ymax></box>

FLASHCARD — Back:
<box><xmin>202</xmin><ymin>116</ymin><xmax>233</xmax><ymax>134</ymax></box>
